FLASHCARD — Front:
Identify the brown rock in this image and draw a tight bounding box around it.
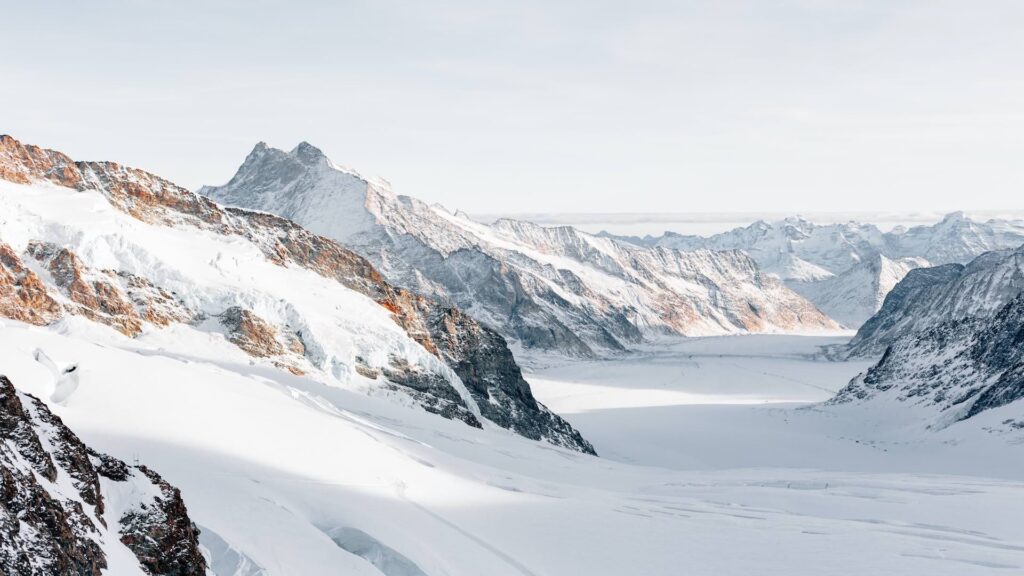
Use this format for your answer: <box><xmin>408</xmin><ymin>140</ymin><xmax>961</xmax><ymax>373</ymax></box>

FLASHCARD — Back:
<box><xmin>0</xmin><ymin>243</ymin><xmax>62</xmax><ymax>325</ymax></box>
<box><xmin>219</xmin><ymin>306</ymin><xmax>285</xmax><ymax>357</ymax></box>
<box><xmin>26</xmin><ymin>242</ymin><xmax>143</xmax><ymax>336</ymax></box>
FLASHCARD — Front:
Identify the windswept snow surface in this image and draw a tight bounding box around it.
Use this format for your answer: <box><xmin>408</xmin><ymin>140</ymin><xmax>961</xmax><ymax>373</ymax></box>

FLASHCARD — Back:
<box><xmin>4</xmin><ymin>320</ymin><xmax>1024</xmax><ymax>575</ymax></box>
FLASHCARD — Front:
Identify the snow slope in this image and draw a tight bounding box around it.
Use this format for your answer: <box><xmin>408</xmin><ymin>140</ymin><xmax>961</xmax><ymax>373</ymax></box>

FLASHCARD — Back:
<box><xmin>202</xmin><ymin>143</ymin><xmax>836</xmax><ymax>357</ymax></box>
<box><xmin>789</xmin><ymin>254</ymin><xmax>928</xmax><ymax>328</ymax></box>
<box><xmin>5</xmin><ymin>322</ymin><xmax>1024</xmax><ymax>575</ymax></box>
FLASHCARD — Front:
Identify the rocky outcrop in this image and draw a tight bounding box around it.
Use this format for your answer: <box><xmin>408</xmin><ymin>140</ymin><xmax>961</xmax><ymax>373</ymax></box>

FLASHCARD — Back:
<box><xmin>219</xmin><ymin>306</ymin><xmax>286</xmax><ymax>357</ymax></box>
<box><xmin>0</xmin><ymin>375</ymin><xmax>207</xmax><ymax>575</ymax></box>
<box><xmin>0</xmin><ymin>243</ymin><xmax>62</xmax><ymax>326</ymax></box>
<box><xmin>118</xmin><ymin>273</ymin><xmax>195</xmax><ymax>328</ymax></box>
<box><xmin>27</xmin><ymin>241</ymin><xmax>145</xmax><ymax>336</ymax></box>
<box><xmin>0</xmin><ymin>135</ymin><xmax>83</xmax><ymax>188</ymax></box>
<box><xmin>0</xmin><ymin>135</ymin><xmax>596</xmax><ymax>454</ymax></box>
<box><xmin>420</xmin><ymin>304</ymin><xmax>596</xmax><ymax>453</ymax></box>
<box><xmin>218</xmin><ymin>306</ymin><xmax>307</xmax><ymax>375</ymax></box>
<box><xmin>119</xmin><ymin>465</ymin><xmax>207</xmax><ymax>576</ymax></box>
<box><xmin>0</xmin><ymin>134</ymin><xmax>224</xmax><ymax>230</ymax></box>
<box><xmin>1</xmin><ymin>237</ymin><xmax>195</xmax><ymax>336</ymax></box>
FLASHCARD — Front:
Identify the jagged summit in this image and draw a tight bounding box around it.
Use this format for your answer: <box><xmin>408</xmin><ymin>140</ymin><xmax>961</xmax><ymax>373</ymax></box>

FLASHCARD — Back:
<box><xmin>938</xmin><ymin>210</ymin><xmax>967</xmax><ymax>223</ymax></box>
<box><xmin>290</xmin><ymin>140</ymin><xmax>326</xmax><ymax>160</ymax></box>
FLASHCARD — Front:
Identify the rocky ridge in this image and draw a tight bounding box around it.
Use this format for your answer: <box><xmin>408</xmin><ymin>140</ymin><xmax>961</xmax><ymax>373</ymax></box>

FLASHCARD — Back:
<box><xmin>0</xmin><ymin>135</ymin><xmax>594</xmax><ymax>454</ymax></box>
<box><xmin>0</xmin><ymin>374</ymin><xmax>206</xmax><ymax>575</ymax></box>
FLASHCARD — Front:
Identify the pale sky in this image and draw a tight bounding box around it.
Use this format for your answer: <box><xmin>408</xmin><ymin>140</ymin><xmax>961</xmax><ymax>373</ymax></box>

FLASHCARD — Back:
<box><xmin>3</xmin><ymin>1</ymin><xmax>1022</xmax><ymax>214</ymax></box>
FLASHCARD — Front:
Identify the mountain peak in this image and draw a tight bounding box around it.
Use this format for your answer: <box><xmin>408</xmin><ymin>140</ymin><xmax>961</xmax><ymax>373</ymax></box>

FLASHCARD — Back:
<box><xmin>244</xmin><ymin>141</ymin><xmax>272</xmax><ymax>162</ymax></box>
<box><xmin>940</xmin><ymin>211</ymin><xmax>968</xmax><ymax>223</ymax></box>
<box><xmin>290</xmin><ymin>141</ymin><xmax>327</xmax><ymax>164</ymax></box>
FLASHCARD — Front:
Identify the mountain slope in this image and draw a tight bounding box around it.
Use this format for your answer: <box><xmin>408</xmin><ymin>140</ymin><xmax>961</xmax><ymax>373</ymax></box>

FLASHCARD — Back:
<box><xmin>788</xmin><ymin>254</ymin><xmax>927</xmax><ymax>328</ymax></box>
<box><xmin>848</xmin><ymin>246</ymin><xmax>1024</xmax><ymax>356</ymax></box>
<box><xmin>830</xmin><ymin>293</ymin><xmax>1024</xmax><ymax>432</ymax></box>
<box><xmin>202</xmin><ymin>142</ymin><xmax>836</xmax><ymax>357</ymax></box>
<box><xmin>0</xmin><ymin>134</ymin><xmax>592</xmax><ymax>454</ymax></box>
<box><xmin>0</xmin><ymin>374</ymin><xmax>206</xmax><ymax>576</ymax></box>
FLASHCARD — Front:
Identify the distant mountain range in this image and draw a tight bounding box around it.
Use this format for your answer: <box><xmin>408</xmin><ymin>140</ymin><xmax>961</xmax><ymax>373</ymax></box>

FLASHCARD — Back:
<box><xmin>609</xmin><ymin>214</ymin><xmax>1024</xmax><ymax>327</ymax></box>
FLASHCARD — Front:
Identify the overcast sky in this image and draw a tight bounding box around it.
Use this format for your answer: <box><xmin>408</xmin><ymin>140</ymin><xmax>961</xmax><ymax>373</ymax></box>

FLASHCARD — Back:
<box><xmin>3</xmin><ymin>0</ymin><xmax>1022</xmax><ymax>214</ymax></box>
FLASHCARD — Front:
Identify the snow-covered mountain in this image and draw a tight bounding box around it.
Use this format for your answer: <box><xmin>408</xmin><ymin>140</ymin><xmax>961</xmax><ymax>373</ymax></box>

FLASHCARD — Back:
<box><xmin>848</xmin><ymin>245</ymin><xmax>1024</xmax><ymax>356</ymax></box>
<box><xmin>0</xmin><ymin>135</ymin><xmax>592</xmax><ymax>454</ymax></box>
<box><xmin>614</xmin><ymin>213</ymin><xmax>1024</xmax><ymax>327</ymax></box>
<box><xmin>201</xmin><ymin>142</ymin><xmax>837</xmax><ymax>356</ymax></box>
<box><xmin>788</xmin><ymin>254</ymin><xmax>928</xmax><ymax>328</ymax></box>
<box><xmin>823</xmin><ymin>243</ymin><xmax>1024</xmax><ymax>433</ymax></box>
<box><xmin>830</xmin><ymin>293</ymin><xmax>1024</xmax><ymax>433</ymax></box>
<box><xmin>0</xmin><ymin>373</ymin><xmax>206</xmax><ymax>575</ymax></box>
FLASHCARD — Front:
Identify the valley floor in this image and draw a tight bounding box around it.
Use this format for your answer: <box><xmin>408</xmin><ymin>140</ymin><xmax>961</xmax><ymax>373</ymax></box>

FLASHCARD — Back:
<box><xmin>526</xmin><ymin>335</ymin><xmax>1024</xmax><ymax>478</ymax></box>
<box><xmin>3</xmin><ymin>322</ymin><xmax>1023</xmax><ymax>575</ymax></box>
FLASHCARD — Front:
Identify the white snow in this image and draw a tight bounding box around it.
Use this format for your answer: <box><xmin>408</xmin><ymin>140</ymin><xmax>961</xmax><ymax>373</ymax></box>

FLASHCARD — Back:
<box><xmin>4</xmin><ymin>318</ymin><xmax>1024</xmax><ymax>575</ymax></box>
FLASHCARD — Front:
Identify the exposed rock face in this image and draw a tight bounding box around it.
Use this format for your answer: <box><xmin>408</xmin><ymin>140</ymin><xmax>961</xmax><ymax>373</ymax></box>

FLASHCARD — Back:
<box><xmin>1</xmin><ymin>236</ymin><xmax>195</xmax><ymax>337</ymax></box>
<box><xmin>27</xmin><ymin>241</ymin><xmax>145</xmax><ymax>336</ymax></box>
<box><xmin>201</xmin><ymin>142</ymin><xmax>836</xmax><ymax>357</ymax></box>
<box><xmin>119</xmin><ymin>465</ymin><xmax>207</xmax><ymax>576</ymax></box>
<box><xmin>219</xmin><ymin>306</ymin><xmax>286</xmax><ymax>357</ymax></box>
<box><xmin>831</xmin><ymin>294</ymin><xmax>1024</xmax><ymax>428</ymax></box>
<box><xmin>0</xmin><ymin>134</ymin><xmax>224</xmax><ymax>229</ymax></box>
<box><xmin>218</xmin><ymin>306</ymin><xmax>308</xmax><ymax>375</ymax></box>
<box><xmin>0</xmin><ymin>135</ymin><xmax>83</xmax><ymax>188</ymax></box>
<box><xmin>848</xmin><ymin>245</ymin><xmax>1024</xmax><ymax>356</ymax></box>
<box><xmin>118</xmin><ymin>273</ymin><xmax>195</xmax><ymax>327</ymax></box>
<box><xmin>0</xmin><ymin>135</ymin><xmax>595</xmax><ymax>454</ymax></box>
<box><xmin>0</xmin><ymin>243</ymin><xmax>62</xmax><ymax>326</ymax></box>
<box><xmin>0</xmin><ymin>375</ymin><xmax>207</xmax><ymax>575</ymax></box>
<box><xmin>421</xmin><ymin>305</ymin><xmax>595</xmax><ymax>452</ymax></box>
